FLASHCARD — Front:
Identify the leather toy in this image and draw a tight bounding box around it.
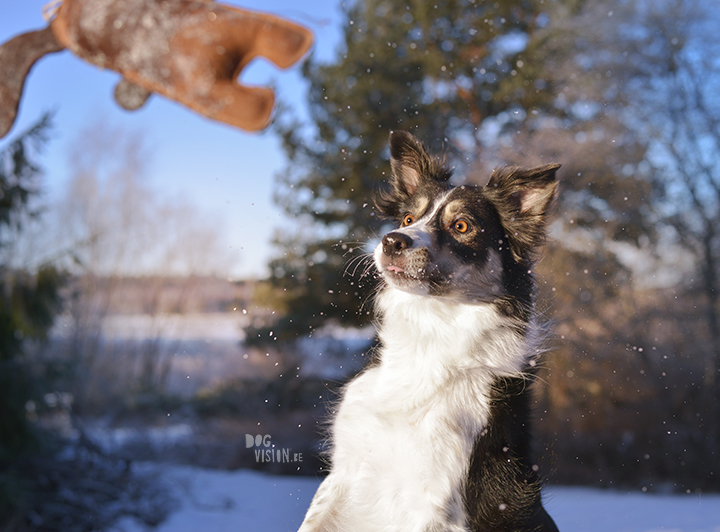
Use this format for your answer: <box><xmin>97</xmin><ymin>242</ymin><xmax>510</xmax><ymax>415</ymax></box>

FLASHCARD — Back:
<box><xmin>0</xmin><ymin>0</ymin><xmax>313</xmax><ymax>137</ymax></box>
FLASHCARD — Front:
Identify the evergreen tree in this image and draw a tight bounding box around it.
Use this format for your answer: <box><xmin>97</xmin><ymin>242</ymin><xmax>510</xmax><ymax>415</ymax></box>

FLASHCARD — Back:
<box><xmin>0</xmin><ymin>115</ymin><xmax>62</xmax><ymax>520</ymax></box>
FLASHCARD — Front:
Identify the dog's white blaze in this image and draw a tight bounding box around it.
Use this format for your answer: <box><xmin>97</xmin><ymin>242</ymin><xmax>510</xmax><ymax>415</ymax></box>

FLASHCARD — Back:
<box><xmin>393</xmin><ymin>189</ymin><xmax>453</xmax><ymax>248</ymax></box>
<box><xmin>298</xmin><ymin>287</ymin><xmax>537</xmax><ymax>532</ymax></box>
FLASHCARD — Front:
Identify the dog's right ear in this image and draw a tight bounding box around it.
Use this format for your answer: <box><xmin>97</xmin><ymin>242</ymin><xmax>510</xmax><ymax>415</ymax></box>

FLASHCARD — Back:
<box><xmin>377</xmin><ymin>131</ymin><xmax>452</xmax><ymax>218</ymax></box>
<box><xmin>389</xmin><ymin>131</ymin><xmax>428</xmax><ymax>197</ymax></box>
<box><xmin>389</xmin><ymin>130</ymin><xmax>452</xmax><ymax>196</ymax></box>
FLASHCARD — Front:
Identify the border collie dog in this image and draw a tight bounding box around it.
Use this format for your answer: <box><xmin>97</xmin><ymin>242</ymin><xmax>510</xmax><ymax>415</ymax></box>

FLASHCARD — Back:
<box><xmin>298</xmin><ymin>131</ymin><xmax>560</xmax><ymax>532</ymax></box>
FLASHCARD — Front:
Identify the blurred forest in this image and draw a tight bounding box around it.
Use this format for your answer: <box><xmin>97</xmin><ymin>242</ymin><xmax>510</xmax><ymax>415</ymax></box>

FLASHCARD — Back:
<box><xmin>256</xmin><ymin>0</ymin><xmax>720</xmax><ymax>492</ymax></box>
<box><xmin>2</xmin><ymin>0</ymin><xmax>720</xmax><ymax>529</ymax></box>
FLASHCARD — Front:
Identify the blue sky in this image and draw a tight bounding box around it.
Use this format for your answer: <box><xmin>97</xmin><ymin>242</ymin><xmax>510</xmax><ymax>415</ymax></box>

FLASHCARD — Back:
<box><xmin>0</xmin><ymin>0</ymin><xmax>345</xmax><ymax>278</ymax></box>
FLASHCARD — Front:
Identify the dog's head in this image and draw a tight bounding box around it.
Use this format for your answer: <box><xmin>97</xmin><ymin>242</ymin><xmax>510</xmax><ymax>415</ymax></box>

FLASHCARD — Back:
<box><xmin>374</xmin><ymin>130</ymin><xmax>559</xmax><ymax>315</ymax></box>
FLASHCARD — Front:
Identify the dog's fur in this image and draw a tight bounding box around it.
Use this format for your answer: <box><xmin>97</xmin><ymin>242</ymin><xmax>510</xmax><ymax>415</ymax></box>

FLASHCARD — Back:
<box><xmin>298</xmin><ymin>131</ymin><xmax>560</xmax><ymax>532</ymax></box>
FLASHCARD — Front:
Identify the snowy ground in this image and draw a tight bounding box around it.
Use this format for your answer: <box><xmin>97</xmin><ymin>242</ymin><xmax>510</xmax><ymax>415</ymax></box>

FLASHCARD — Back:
<box><xmin>111</xmin><ymin>463</ymin><xmax>720</xmax><ymax>532</ymax></box>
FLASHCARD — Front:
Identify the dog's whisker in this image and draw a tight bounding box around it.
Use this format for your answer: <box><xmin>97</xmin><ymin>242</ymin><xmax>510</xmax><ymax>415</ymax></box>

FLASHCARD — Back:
<box><xmin>343</xmin><ymin>252</ymin><xmax>376</xmax><ymax>280</ymax></box>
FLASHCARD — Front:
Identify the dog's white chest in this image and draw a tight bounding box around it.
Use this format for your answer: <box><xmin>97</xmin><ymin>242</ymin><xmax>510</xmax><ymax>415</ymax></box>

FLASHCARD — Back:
<box><xmin>329</xmin><ymin>367</ymin><xmax>479</xmax><ymax>531</ymax></box>
<box><xmin>299</xmin><ymin>290</ymin><xmax>534</xmax><ymax>532</ymax></box>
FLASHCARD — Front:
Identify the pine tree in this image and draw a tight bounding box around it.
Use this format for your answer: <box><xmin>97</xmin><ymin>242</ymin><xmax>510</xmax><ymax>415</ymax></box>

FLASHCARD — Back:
<box><xmin>0</xmin><ymin>115</ymin><xmax>62</xmax><ymax>519</ymax></box>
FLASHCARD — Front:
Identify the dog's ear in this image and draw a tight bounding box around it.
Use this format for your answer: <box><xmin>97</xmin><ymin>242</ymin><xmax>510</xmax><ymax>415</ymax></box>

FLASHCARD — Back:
<box><xmin>483</xmin><ymin>163</ymin><xmax>560</xmax><ymax>263</ymax></box>
<box><xmin>389</xmin><ymin>130</ymin><xmax>452</xmax><ymax>195</ymax></box>
<box><xmin>377</xmin><ymin>131</ymin><xmax>452</xmax><ymax>218</ymax></box>
<box><xmin>389</xmin><ymin>131</ymin><xmax>428</xmax><ymax>196</ymax></box>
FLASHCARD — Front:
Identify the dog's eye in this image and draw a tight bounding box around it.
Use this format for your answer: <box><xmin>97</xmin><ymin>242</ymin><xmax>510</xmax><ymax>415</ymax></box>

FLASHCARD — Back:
<box><xmin>454</xmin><ymin>219</ymin><xmax>470</xmax><ymax>233</ymax></box>
<box><xmin>402</xmin><ymin>214</ymin><xmax>414</xmax><ymax>226</ymax></box>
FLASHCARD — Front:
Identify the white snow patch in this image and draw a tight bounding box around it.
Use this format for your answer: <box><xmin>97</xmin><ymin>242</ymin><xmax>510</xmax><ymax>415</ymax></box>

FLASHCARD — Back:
<box><xmin>86</xmin><ymin>424</ymin><xmax>194</xmax><ymax>454</ymax></box>
<box><xmin>546</xmin><ymin>486</ymin><xmax>720</xmax><ymax>532</ymax></box>
<box><xmin>52</xmin><ymin>312</ymin><xmax>249</xmax><ymax>342</ymax></box>
<box><xmin>110</xmin><ymin>464</ymin><xmax>720</xmax><ymax>532</ymax></box>
<box><xmin>110</xmin><ymin>464</ymin><xmax>318</xmax><ymax>532</ymax></box>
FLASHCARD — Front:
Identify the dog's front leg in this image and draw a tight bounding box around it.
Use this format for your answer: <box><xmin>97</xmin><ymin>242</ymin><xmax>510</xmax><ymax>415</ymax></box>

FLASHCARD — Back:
<box><xmin>297</xmin><ymin>473</ymin><xmax>346</xmax><ymax>532</ymax></box>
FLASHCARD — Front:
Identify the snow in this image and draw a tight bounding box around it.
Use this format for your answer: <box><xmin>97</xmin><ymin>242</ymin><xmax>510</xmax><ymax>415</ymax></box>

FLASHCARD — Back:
<box><xmin>111</xmin><ymin>463</ymin><xmax>720</xmax><ymax>532</ymax></box>
<box><xmin>545</xmin><ymin>487</ymin><xmax>720</xmax><ymax>532</ymax></box>
<box><xmin>51</xmin><ymin>312</ymin><xmax>249</xmax><ymax>342</ymax></box>
<box><xmin>110</xmin><ymin>465</ymin><xmax>317</xmax><ymax>532</ymax></box>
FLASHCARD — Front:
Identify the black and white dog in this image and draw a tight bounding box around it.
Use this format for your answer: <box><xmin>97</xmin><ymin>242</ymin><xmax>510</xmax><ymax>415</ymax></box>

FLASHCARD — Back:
<box><xmin>298</xmin><ymin>131</ymin><xmax>560</xmax><ymax>532</ymax></box>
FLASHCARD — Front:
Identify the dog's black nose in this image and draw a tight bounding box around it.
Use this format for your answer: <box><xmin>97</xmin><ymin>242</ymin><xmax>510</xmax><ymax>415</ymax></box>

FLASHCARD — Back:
<box><xmin>382</xmin><ymin>232</ymin><xmax>412</xmax><ymax>255</ymax></box>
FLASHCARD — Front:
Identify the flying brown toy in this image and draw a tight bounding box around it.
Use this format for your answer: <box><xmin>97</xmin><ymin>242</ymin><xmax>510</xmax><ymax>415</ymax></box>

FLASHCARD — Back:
<box><xmin>0</xmin><ymin>0</ymin><xmax>313</xmax><ymax>138</ymax></box>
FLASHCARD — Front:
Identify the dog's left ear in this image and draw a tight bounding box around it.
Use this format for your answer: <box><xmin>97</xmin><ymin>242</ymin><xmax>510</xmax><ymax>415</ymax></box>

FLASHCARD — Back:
<box><xmin>483</xmin><ymin>163</ymin><xmax>560</xmax><ymax>263</ymax></box>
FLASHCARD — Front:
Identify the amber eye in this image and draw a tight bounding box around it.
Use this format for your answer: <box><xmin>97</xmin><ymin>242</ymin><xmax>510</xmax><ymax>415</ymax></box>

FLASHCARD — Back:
<box><xmin>454</xmin><ymin>219</ymin><xmax>469</xmax><ymax>233</ymax></box>
<box><xmin>402</xmin><ymin>214</ymin><xmax>414</xmax><ymax>226</ymax></box>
